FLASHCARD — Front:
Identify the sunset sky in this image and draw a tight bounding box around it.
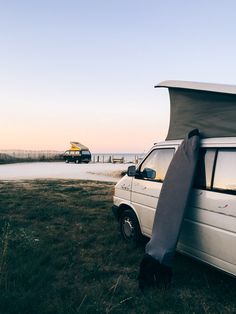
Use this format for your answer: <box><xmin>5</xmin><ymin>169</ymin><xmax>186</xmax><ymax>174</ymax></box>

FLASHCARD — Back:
<box><xmin>1</xmin><ymin>1</ymin><xmax>236</xmax><ymax>153</ymax></box>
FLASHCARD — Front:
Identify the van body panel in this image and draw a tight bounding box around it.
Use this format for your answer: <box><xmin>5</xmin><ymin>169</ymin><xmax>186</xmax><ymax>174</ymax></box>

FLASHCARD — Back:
<box><xmin>114</xmin><ymin>176</ymin><xmax>132</xmax><ymax>204</ymax></box>
<box><xmin>131</xmin><ymin>180</ymin><xmax>160</xmax><ymax>234</ymax></box>
<box><xmin>179</xmin><ymin>218</ymin><xmax>236</xmax><ymax>264</ymax></box>
<box><xmin>177</xmin><ymin>242</ymin><xmax>236</xmax><ymax>276</ymax></box>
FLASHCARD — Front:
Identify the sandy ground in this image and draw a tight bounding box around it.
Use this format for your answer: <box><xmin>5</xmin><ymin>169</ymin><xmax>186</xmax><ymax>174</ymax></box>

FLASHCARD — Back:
<box><xmin>0</xmin><ymin>162</ymin><xmax>131</xmax><ymax>182</ymax></box>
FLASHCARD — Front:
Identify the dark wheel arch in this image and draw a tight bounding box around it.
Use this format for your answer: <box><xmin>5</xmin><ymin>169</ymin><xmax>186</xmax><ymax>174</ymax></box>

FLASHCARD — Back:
<box><xmin>119</xmin><ymin>208</ymin><xmax>142</xmax><ymax>245</ymax></box>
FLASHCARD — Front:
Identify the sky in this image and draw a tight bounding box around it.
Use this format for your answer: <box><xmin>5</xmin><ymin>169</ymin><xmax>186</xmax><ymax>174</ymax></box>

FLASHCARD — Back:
<box><xmin>1</xmin><ymin>0</ymin><xmax>236</xmax><ymax>153</ymax></box>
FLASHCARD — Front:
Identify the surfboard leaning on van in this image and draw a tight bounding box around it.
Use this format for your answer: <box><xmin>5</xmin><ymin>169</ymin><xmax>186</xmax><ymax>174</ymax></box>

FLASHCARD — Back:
<box><xmin>112</xmin><ymin>80</ymin><xmax>236</xmax><ymax>277</ymax></box>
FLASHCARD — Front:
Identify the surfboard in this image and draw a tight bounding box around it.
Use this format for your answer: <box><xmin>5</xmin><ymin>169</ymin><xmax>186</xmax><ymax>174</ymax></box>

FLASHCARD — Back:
<box><xmin>138</xmin><ymin>129</ymin><xmax>200</xmax><ymax>289</ymax></box>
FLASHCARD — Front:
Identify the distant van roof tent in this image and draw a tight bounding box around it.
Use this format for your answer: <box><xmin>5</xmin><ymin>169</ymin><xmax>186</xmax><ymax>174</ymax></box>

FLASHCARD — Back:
<box><xmin>155</xmin><ymin>80</ymin><xmax>236</xmax><ymax>140</ymax></box>
<box><xmin>70</xmin><ymin>141</ymin><xmax>89</xmax><ymax>151</ymax></box>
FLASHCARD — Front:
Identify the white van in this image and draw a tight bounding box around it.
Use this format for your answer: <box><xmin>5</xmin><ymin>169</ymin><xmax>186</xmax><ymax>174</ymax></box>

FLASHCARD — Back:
<box><xmin>112</xmin><ymin>81</ymin><xmax>236</xmax><ymax>277</ymax></box>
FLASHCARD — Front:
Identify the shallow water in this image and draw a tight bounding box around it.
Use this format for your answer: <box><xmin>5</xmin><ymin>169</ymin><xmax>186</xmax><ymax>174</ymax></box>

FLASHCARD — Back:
<box><xmin>0</xmin><ymin>162</ymin><xmax>130</xmax><ymax>182</ymax></box>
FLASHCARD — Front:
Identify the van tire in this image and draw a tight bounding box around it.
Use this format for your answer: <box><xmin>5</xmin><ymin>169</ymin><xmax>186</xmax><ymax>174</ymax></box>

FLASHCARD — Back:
<box><xmin>120</xmin><ymin>209</ymin><xmax>142</xmax><ymax>245</ymax></box>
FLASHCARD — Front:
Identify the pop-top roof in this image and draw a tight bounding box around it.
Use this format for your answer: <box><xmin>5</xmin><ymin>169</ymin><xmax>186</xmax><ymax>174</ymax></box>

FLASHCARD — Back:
<box><xmin>70</xmin><ymin>141</ymin><xmax>89</xmax><ymax>150</ymax></box>
<box><xmin>155</xmin><ymin>80</ymin><xmax>236</xmax><ymax>140</ymax></box>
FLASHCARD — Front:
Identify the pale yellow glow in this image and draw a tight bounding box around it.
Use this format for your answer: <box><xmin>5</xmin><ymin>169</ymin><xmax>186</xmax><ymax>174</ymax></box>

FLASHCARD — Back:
<box><xmin>1</xmin><ymin>90</ymin><xmax>169</xmax><ymax>153</ymax></box>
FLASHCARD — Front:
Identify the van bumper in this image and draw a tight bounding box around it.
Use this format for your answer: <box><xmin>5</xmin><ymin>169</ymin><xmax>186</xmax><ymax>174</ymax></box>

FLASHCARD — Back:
<box><xmin>112</xmin><ymin>205</ymin><xmax>119</xmax><ymax>220</ymax></box>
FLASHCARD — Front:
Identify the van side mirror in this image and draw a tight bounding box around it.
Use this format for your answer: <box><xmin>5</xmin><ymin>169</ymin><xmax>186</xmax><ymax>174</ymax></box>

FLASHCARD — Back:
<box><xmin>127</xmin><ymin>165</ymin><xmax>136</xmax><ymax>177</ymax></box>
<box><xmin>142</xmin><ymin>168</ymin><xmax>156</xmax><ymax>179</ymax></box>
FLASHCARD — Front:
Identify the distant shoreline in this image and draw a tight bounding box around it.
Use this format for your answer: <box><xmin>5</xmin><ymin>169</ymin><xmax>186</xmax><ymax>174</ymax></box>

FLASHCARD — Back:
<box><xmin>0</xmin><ymin>151</ymin><xmax>144</xmax><ymax>165</ymax></box>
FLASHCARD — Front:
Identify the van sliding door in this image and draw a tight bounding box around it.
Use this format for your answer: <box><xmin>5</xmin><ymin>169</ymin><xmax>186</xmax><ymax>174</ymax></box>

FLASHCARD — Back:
<box><xmin>178</xmin><ymin>148</ymin><xmax>236</xmax><ymax>275</ymax></box>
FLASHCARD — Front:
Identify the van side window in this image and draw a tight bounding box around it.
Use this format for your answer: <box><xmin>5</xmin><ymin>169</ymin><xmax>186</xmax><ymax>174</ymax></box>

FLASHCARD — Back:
<box><xmin>194</xmin><ymin>149</ymin><xmax>216</xmax><ymax>189</ymax></box>
<box><xmin>213</xmin><ymin>149</ymin><xmax>236</xmax><ymax>194</ymax></box>
<box><xmin>139</xmin><ymin>148</ymin><xmax>175</xmax><ymax>182</ymax></box>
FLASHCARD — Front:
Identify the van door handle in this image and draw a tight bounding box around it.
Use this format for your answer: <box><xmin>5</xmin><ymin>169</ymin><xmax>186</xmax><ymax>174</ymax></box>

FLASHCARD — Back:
<box><xmin>218</xmin><ymin>204</ymin><xmax>228</xmax><ymax>209</ymax></box>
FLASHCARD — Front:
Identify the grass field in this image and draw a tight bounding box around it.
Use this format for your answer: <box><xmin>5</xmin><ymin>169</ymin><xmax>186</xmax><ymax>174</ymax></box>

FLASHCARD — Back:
<box><xmin>0</xmin><ymin>180</ymin><xmax>235</xmax><ymax>314</ymax></box>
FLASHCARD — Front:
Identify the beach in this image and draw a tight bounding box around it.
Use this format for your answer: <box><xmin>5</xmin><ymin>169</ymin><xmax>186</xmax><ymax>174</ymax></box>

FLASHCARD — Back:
<box><xmin>0</xmin><ymin>162</ymin><xmax>130</xmax><ymax>182</ymax></box>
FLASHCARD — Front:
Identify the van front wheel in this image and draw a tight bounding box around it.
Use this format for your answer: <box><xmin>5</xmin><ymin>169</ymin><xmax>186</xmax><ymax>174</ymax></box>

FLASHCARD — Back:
<box><xmin>120</xmin><ymin>209</ymin><xmax>142</xmax><ymax>244</ymax></box>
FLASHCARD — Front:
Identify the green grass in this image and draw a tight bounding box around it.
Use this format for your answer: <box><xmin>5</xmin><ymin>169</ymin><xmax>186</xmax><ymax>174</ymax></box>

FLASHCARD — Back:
<box><xmin>0</xmin><ymin>180</ymin><xmax>235</xmax><ymax>314</ymax></box>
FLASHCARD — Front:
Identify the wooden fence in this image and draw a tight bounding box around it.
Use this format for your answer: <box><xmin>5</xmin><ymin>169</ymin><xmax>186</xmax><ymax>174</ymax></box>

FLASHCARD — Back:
<box><xmin>91</xmin><ymin>154</ymin><xmax>143</xmax><ymax>164</ymax></box>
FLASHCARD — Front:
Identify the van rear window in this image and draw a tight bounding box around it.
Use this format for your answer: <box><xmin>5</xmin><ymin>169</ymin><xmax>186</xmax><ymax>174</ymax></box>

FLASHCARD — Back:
<box><xmin>194</xmin><ymin>148</ymin><xmax>236</xmax><ymax>195</ymax></box>
<box><xmin>213</xmin><ymin>149</ymin><xmax>236</xmax><ymax>194</ymax></box>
